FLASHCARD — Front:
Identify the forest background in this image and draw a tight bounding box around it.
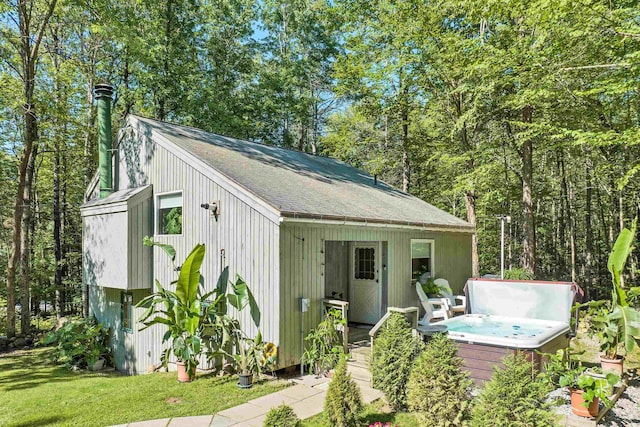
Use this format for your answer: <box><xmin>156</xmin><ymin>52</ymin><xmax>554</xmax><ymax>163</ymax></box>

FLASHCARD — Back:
<box><xmin>1</xmin><ymin>0</ymin><xmax>639</xmax><ymax>337</ymax></box>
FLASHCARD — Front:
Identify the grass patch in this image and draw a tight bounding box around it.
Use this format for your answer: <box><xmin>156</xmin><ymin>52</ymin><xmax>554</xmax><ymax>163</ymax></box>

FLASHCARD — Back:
<box><xmin>0</xmin><ymin>347</ymin><xmax>288</xmax><ymax>427</ymax></box>
<box><xmin>302</xmin><ymin>400</ymin><xmax>419</xmax><ymax>426</ymax></box>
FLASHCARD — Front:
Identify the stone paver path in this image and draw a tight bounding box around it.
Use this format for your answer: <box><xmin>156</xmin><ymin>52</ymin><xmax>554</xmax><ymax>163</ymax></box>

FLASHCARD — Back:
<box><xmin>109</xmin><ymin>370</ymin><xmax>383</xmax><ymax>427</ymax></box>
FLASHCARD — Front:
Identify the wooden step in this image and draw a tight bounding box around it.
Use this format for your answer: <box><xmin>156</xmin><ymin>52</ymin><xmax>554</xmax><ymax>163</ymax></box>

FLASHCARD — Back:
<box><xmin>347</xmin><ymin>363</ymin><xmax>372</xmax><ymax>382</ymax></box>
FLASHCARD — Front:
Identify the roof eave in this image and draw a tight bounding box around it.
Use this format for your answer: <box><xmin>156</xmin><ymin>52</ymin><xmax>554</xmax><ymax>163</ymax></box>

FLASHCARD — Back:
<box><xmin>279</xmin><ymin>212</ymin><xmax>476</xmax><ymax>233</ymax></box>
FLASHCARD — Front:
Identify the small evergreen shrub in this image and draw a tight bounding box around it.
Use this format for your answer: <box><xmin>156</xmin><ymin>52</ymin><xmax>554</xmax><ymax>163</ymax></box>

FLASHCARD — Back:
<box><xmin>470</xmin><ymin>352</ymin><xmax>555</xmax><ymax>427</ymax></box>
<box><xmin>370</xmin><ymin>312</ymin><xmax>424</xmax><ymax>410</ymax></box>
<box><xmin>263</xmin><ymin>404</ymin><xmax>301</xmax><ymax>427</ymax></box>
<box><xmin>407</xmin><ymin>333</ymin><xmax>472</xmax><ymax>427</ymax></box>
<box><xmin>325</xmin><ymin>356</ymin><xmax>363</xmax><ymax>427</ymax></box>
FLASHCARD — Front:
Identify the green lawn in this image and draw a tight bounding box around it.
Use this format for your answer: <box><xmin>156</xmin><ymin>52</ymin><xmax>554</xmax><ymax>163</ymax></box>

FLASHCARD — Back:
<box><xmin>0</xmin><ymin>348</ymin><xmax>288</xmax><ymax>427</ymax></box>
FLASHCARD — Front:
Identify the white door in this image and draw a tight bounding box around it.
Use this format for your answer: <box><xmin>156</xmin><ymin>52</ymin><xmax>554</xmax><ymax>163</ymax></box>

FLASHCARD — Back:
<box><xmin>349</xmin><ymin>243</ymin><xmax>381</xmax><ymax>324</ymax></box>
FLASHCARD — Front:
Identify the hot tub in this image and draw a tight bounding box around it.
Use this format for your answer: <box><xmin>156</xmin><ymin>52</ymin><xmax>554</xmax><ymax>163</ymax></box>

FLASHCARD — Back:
<box><xmin>438</xmin><ymin>314</ymin><xmax>569</xmax><ymax>348</ymax></box>
<box><xmin>433</xmin><ymin>279</ymin><xmax>581</xmax><ymax>384</ymax></box>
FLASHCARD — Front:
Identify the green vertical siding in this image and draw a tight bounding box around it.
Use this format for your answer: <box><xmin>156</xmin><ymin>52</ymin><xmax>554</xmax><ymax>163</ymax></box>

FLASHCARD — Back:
<box><xmin>278</xmin><ymin>223</ymin><xmax>472</xmax><ymax>367</ymax></box>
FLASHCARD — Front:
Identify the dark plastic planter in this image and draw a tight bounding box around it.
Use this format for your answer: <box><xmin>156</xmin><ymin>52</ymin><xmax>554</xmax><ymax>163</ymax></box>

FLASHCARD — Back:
<box><xmin>238</xmin><ymin>373</ymin><xmax>253</xmax><ymax>389</ymax></box>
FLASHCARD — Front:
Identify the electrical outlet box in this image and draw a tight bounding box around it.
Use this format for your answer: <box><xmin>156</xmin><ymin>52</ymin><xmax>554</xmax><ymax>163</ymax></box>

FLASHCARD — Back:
<box><xmin>300</xmin><ymin>298</ymin><xmax>310</xmax><ymax>312</ymax></box>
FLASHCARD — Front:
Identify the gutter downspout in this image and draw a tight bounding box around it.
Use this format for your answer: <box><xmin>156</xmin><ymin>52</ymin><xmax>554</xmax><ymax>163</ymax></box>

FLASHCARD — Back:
<box><xmin>94</xmin><ymin>84</ymin><xmax>114</xmax><ymax>199</ymax></box>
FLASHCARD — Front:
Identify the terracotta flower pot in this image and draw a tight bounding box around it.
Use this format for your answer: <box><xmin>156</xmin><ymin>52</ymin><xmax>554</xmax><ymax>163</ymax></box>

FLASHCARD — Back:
<box><xmin>177</xmin><ymin>361</ymin><xmax>194</xmax><ymax>382</ymax></box>
<box><xmin>570</xmin><ymin>389</ymin><xmax>599</xmax><ymax>418</ymax></box>
<box><xmin>600</xmin><ymin>355</ymin><xmax>624</xmax><ymax>377</ymax></box>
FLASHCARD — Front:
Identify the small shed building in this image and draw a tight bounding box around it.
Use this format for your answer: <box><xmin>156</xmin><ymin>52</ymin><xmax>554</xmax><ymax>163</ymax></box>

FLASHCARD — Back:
<box><xmin>81</xmin><ymin>94</ymin><xmax>474</xmax><ymax>374</ymax></box>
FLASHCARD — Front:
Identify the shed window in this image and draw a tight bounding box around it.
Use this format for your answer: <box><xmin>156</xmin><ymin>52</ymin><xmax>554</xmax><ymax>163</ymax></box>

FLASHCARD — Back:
<box><xmin>411</xmin><ymin>239</ymin><xmax>434</xmax><ymax>282</ymax></box>
<box><xmin>355</xmin><ymin>247</ymin><xmax>375</xmax><ymax>280</ymax></box>
<box><xmin>157</xmin><ymin>192</ymin><xmax>182</xmax><ymax>235</ymax></box>
<box><xmin>121</xmin><ymin>292</ymin><xmax>133</xmax><ymax>333</ymax></box>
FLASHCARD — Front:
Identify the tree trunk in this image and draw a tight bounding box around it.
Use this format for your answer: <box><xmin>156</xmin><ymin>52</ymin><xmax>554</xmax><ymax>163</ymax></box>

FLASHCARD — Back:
<box><xmin>584</xmin><ymin>155</ymin><xmax>593</xmax><ymax>299</ymax></box>
<box><xmin>401</xmin><ymin>111</ymin><xmax>410</xmax><ymax>192</ymax></box>
<box><xmin>8</xmin><ymin>0</ymin><xmax>58</xmax><ymax>336</ymax></box>
<box><xmin>62</xmin><ymin>152</ymin><xmax>73</xmax><ymax>315</ymax></box>
<box><xmin>521</xmin><ymin>105</ymin><xmax>536</xmax><ymax>275</ymax></box>
<box><xmin>465</xmin><ymin>189</ymin><xmax>480</xmax><ymax>277</ymax></box>
<box><xmin>157</xmin><ymin>0</ymin><xmax>173</xmax><ymax>121</ymax></box>
<box><xmin>54</xmin><ymin>123</ymin><xmax>63</xmax><ymax>319</ymax></box>
<box><xmin>123</xmin><ymin>51</ymin><xmax>134</xmax><ymax>117</ymax></box>
<box><xmin>19</xmin><ymin>137</ymin><xmax>38</xmax><ymax>334</ymax></box>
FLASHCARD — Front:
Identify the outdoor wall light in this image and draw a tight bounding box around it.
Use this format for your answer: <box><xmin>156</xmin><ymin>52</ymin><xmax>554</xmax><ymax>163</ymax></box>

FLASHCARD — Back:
<box><xmin>201</xmin><ymin>201</ymin><xmax>220</xmax><ymax>221</ymax></box>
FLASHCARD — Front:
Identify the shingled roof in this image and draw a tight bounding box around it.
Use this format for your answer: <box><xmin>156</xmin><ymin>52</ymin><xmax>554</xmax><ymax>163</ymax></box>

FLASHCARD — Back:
<box><xmin>132</xmin><ymin>115</ymin><xmax>474</xmax><ymax>232</ymax></box>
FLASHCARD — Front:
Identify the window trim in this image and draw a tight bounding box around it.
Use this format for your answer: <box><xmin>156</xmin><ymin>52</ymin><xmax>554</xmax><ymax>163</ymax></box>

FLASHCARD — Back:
<box><xmin>410</xmin><ymin>239</ymin><xmax>435</xmax><ymax>282</ymax></box>
<box><xmin>121</xmin><ymin>291</ymin><xmax>133</xmax><ymax>333</ymax></box>
<box><xmin>155</xmin><ymin>190</ymin><xmax>184</xmax><ymax>236</ymax></box>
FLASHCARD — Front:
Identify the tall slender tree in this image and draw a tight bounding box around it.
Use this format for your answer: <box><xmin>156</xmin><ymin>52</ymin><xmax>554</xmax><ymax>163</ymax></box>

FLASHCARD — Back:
<box><xmin>2</xmin><ymin>0</ymin><xmax>58</xmax><ymax>336</ymax></box>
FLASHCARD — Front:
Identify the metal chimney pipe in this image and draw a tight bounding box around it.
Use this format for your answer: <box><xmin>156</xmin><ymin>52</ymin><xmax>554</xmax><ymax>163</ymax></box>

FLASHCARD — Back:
<box><xmin>94</xmin><ymin>84</ymin><xmax>114</xmax><ymax>199</ymax></box>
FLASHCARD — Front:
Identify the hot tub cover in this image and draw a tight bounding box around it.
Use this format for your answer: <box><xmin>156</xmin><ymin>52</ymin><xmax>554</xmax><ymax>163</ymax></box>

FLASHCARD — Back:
<box><xmin>464</xmin><ymin>279</ymin><xmax>583</xmax><ymax>323</ymax></box>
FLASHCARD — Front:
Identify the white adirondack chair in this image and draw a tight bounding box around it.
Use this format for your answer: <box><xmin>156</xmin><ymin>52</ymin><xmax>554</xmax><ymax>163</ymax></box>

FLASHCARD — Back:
<box><xmin>416</xmin><ymin>282</ymin><xmax>451</xmax><ymax>325</ymax></box>
<box><xmin>433</xmin><ymin>278</ymin><xmax>466</xmax><ymax>315</ymax></box>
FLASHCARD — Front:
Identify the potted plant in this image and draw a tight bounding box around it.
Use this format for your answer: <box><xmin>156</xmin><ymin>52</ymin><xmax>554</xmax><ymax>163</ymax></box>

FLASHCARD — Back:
<box><xmin>234</xmin><ymin>331</ymin><xmax>277</xmax><ymax>388</ymax></box>
<box><xmin>137</xmin><ymin>238</ymin><xmax>265</xmax><ymax>382</ymax></box>
<box><xmin>542</xmin><ymin>349</ymin><xmax>618</xmax><ymax>418</ymax></box>
<box><xmin>137</xmin><ymin>243</ymin><xmax>210</xmax><ymax>382</ymax></box>
<box><xmin>421</xmin><ymin>278</ymin><xmax>442</xmax><ymax>298</ymax></box>
<box><xmin>583</xmin><ymin>219</ymin><xmax>640</xmax><ymax>377</ymax></box>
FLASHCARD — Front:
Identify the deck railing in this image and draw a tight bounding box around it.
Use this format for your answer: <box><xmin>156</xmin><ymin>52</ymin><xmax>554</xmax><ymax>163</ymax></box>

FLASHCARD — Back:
<box><xmin>368</xmin><ymin>306</ymin><xmax>419</xmax><ymax>349</ymax></box>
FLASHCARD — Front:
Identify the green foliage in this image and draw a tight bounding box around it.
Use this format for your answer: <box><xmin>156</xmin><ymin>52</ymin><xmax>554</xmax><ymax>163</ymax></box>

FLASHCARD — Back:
<box><xmin>470</xmin><ymin>353</ymin><xmax>555</xmax><ymax>427</ymax></box>
<box><xmin>541</xmin><ymin>349</ymin><xmax>619</xmax><ymax>408</ymax></box>
<box><xmin>370</xmin><ymin>312</ymin><xmax>424</xmax><ymax>411</ymax></box>
<box><xmin>324</xmin><ymin>356</ymin><xmax>363</xmax><ymax>427</ymax></box>
<box><xmin>406</xmin><ymin>333</ymin><xmax>472</xmax><ymax>427</ymax></box>
<box><xmin>582</xmin><ymin>220</ymin><xmax>640</xmax><ymax>358</ymax></box>
<box><xmin>302</xmin><ymin>309</ymin><xmax>346</xmax><ymax>375</ymax></box>
<box><xmin>162</xmin><ymin>207</ymin><xmax>183</xmax><ymax>234</ymax></box>
<box><xmin>3</xmin><ymin>0</ymin><xmax>640</xmax><ymax>349</ymax></box>
<box><xmin>137</xmin><ymin>242</ymin><xmax>265</xmax><ymax>380</ymax></box>
<box><xmin>143</xmin><ymin>236</ymin><xmax>176</xmax><ymax>261</ymax></box>
<box><xmin>263</xmin><ymin>404</ymin><xmax>301</xmax><ymax>427</ymax></box>
<box><xmin>420</xmin><ymin>278</ymin><xmax>441</xmax><ymax>296</ymax></box>
<box><xmin>44</xmin><ymin>316</ymin><xmax>111</xmax><ymax>370</ymax></box>
<box><xmin>137</xmin><ymin>244</ymin><xmax>208</xmax><ymax>379</ymax></box>
<box><xmin>503</xmin><ymin>268</ymin><xmax>535</xmax><ymax>281</ymax></box>
<box><xmin>234</xmin><ymin>331</ymin><xmax>277</xmax><ymax>376</ymax></box>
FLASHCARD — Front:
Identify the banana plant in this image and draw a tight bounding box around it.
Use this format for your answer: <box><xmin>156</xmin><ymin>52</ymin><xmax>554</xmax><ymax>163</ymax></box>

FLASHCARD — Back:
<box><xmin>203</xmin><ymin>272</ymin><xmax>265</xmax><ymax>373</ymax></box>
<box><xmin>137</xmin><ymin>243</ymin><xmax>210</xmax><ymax>380</ymax></box>
<box><xmin>137</xmin><ymin>238</ymin><xmax>264</xmax><ymax>380</ymax></box>
<box><xmin>606</xmin><ymin>218</ymin><xmax>640</xmax><ymax>357</ymax></box>
<box><xmin>586</xmin><ymin>219</ymin><xmax>640</xmax><ymax>359</ymax></box>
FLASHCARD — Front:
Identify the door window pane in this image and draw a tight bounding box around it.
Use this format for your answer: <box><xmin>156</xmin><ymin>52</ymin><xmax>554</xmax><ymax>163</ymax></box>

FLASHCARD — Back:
<box><xmin>355</xmin><ymin>248</ymin><xmax>375</xmax><ymax>280</ymax></box>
